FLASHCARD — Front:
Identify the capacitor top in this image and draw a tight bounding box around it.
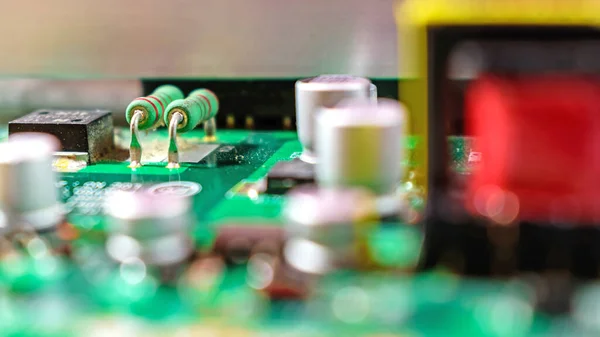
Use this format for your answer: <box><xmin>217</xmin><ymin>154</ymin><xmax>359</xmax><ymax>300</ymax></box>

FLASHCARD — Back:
<box><xmin>315</xmin><ymin>98</ymin><xmax>406</xmax><ymax>195</ymax></box>
<box><xmin>295</xmin><ymin>75</ymin><xmax>375</xmax><ymax>164</ymax></box>
<box><xmin>103</xmin><ymin>188</ymin><xmax>194</xmax><ymax>266</ymax></box>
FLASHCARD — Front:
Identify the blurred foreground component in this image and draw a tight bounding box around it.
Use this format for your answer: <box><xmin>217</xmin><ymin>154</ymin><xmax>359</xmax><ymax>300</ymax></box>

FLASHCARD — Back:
<box><xmin>212</xmin><ymin>224</ymin><xmax>284</xmax><ymax>265</ymax></box>
<box><xmin>0</xmin><ymin>133</ymin><xmax>62</xmax><ymax>233</ymax></box>
<box><xmin>283</xmin><ymin>185</ymin><xmax>378</xmax><ymax>274</ymax></box>
<box><xmin>103</xmin><ymin>187</ymin><xmax>195</xmax><ymax>282</ymax></box>
<box><xmin>315</xmin><ymin>98</ymin><xmax>405</xmax><ymax>195</ymax></box>
<box><xmin>295</xmin><ymin>75</ymin><xmax>376</xmax><ymax>164</ymax></box>
<box><xmin>307</xmin><ymin>272</ymin><xmax>538</xmax><ymax>335</ymax></box>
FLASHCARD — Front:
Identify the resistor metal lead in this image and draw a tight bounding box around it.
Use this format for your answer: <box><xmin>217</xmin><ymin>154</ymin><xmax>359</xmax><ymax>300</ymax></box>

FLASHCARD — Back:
<box><xmin>164</xmin><ymin>89</ymin><xmax>219</xmax><ymax>168</ymax></box>
<box><xmin>125</xmin><ymin>85</ymin><xmax>184</xmax><ymax>168</ymax></box>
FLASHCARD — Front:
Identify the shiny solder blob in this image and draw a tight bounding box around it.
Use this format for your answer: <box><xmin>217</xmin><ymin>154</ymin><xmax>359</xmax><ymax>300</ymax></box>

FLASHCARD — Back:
<box><xmin>164</xmin><ymin>88</ymin><xmax>219</xmax><ymax>168</ymax></box>
<box><xmin>125</xmin><ymin>85</ymin><xmax>184</xmax><ymax>168</ymax></box>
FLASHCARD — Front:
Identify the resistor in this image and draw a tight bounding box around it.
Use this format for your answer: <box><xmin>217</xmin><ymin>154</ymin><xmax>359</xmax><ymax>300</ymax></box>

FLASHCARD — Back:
<box><xmin>125</xmin><ymin>85</ymin><xmax>184</xmax><ymax>168</ymax></box>
<box><xmin>164</xmin><ymin>89</ymin><xmax>219</xmax><ymax>168</ymax></box>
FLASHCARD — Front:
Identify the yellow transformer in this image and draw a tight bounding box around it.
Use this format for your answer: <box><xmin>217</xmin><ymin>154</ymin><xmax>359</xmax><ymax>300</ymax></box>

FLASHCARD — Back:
<box><xmin>395</xmin><ymin>0</ymin><xmax>600</xmax><ymax>195</ymax></box>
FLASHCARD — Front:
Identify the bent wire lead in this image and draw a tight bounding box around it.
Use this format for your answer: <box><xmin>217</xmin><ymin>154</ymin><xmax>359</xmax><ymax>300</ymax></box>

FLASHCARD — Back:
<box><xmin>125</xmin><ymin>85</ymin><xmax>184</xmax><ymax>167</ymax></box>
<box><xmin>163</xmin><ymin>89</ymin><xmax>219</xmax><ymax>168</ymax></box>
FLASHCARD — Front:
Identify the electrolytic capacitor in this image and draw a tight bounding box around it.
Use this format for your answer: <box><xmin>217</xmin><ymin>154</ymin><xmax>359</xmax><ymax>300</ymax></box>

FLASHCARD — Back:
<box><xmin>125</xmin><ymin>85</ymin><xmax>184</xmax><ymax>168</ymax></box>
<box><xmin>315</xmin><ymin>98</ymin><xmax>406</xmax><ymax>195</ymax></box>
<box><xmin>0</xmin><ymin>132</ymin><xmax>62</xmax><ymax>233</ymax></box>
<box><xmin>295</xmin><ymin>75</ymin><xmax>376</xmax><ymax>164</ymax></box>
<box><xmin>103</xmin><ymin>188</ymin><xmax>195</xmax><ymax>272</ymax></box>
<box><xmin>163</xmin><ymin>89</ymin><xmax>219</xmax><ymax>168</ymax></box>
<box><xmin>283</xmin><ymin>185</ymin><xmax>378</xmax><ymax>275</ymax></box>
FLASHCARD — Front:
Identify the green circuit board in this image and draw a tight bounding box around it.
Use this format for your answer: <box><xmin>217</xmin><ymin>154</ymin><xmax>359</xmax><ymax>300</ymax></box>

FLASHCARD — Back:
<box><xmin>0</xmin><ymin>128</ymin><xmax>579</xmax><ymax>337</ymax></box>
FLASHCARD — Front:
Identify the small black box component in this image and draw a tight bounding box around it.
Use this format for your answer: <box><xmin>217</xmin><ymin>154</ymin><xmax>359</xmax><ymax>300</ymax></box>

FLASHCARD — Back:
<box><xmin>8</xmin><ymin>109</ymin><xmax>115</xmax><ymax>163</ymax></box>
<box><xmin>266</xmin><ymin>158</ymin><xmax>314</xmax><ymax>194</ymax></box>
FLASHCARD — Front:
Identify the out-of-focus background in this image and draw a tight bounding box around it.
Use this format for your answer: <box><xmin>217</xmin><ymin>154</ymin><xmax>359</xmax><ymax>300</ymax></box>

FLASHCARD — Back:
<box><xmin>0</xmin><ymin>0</ymin><xmax>398</xmax><ymax>123</ymax></box>
<box><xmin>0</xmin><ymin>0</ymin><xmax>397</xmax><ymax>78</ymax></box>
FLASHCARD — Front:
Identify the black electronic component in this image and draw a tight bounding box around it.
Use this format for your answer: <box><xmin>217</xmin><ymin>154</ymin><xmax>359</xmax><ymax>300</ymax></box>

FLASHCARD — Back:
<box><xmin>266</xmin><ymin>158</ymin><xmax>314</xmax><ymax>194</ymax></box>
<box><xmin>8</xmin><ymin>109</ymin><xmax>115</xmax><ymax>163</ymax></box>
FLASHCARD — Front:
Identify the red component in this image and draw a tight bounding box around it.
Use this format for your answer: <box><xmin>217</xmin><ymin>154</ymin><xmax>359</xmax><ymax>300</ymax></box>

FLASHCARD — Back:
<box><xmin>263</xmin><ymin>282</ymin><xmax>307</xmax><ymax>300</ymax></box>
<box><xmin>465</xmin><ymin>74</ymin><xmax>600</xmax><ymax>224</ymax></box>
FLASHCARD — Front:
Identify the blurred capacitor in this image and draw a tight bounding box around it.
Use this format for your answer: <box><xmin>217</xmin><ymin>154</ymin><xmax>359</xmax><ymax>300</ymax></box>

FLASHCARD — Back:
<box><xmin>283</xmin><ymin>185</ymin><xmax>378</xmax><ymax>274</ymax></box>
<box><xmin>572</xmin><ymin>282</ymin><xmax>600</xmax><ymax>331</ymax></box>
<box><xmin>295</xmin><ymin>75</ymin><xmax>376</xmax><ymax>164</ymax></box>
<box><xmin>0</xmin><ymin>132</ymin><xmax>62</xmax><ymax>232</ymax></box>
<box><xmin>103</xmin><ymin>188</ymin><xmax>194</xmax><ymax>268</ymax></box>
<box><xmin>315</xmin><ymin>98</ymin><xmax>405</xmax><ymax>195</ymax></box>
<box><xmin>246</xmin><ymin>252</ymin><xmax>311</xmax><ymax>300</ymax></box>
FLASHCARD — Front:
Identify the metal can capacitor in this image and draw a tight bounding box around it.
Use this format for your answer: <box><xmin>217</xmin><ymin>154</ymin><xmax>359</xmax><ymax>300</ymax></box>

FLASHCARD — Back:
<box><xmin>0</xmin><ymin>132</ymin><xmax>62</xmax><ymax>232</ymax></box>
<box><xmin>315</xmin><ymin>98</ymin><xmax>406</xmax><ymax>195</ymax></box>
<box><xmin>295</xmin><ymin>75</ymin><xmax>375</xmax><ymax>164</ymax></box>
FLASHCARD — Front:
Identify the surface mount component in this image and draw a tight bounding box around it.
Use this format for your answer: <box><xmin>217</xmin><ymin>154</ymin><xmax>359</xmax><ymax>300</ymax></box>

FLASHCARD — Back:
<box><xmin>8</xmin><ymin>109</ymin><xmax>114</xmax><ymax>163</ymax></box>
<box><xmin>295</xmin><ymin>74</ymin><xmax>376</xmax><ymax>164</ymax></box>
<box><xmin>0</xmin><ymin>133</ymin><xmax>63</xmax><ymax>233</ymax></box>
<box><xmin>315</xmin><ymin>98</ymin><xmax>405</xmax><ymax>195</ymax></box>
<box><xmin>103</xmin><ymin>188</ymin><xmax>195</xmax><ymax>280</ymax></box>
<box><xmin>126</xmin><ymin>84</ymin><xmax>184</xmax><ymax>167</ymax></box>
<box><xmin>164</xmin><ymin>89</ymin><xmax>219</xmax><ymax>168</ymax></box>
<box><xmin>283</xmin><ymin>185</ymin><xmax>378</xmax><ymax>274</ymax></box>
<box><xmin>265</xmin><ymin>158</ymin><xmax>315</xmax><ymax>194</ymax></box>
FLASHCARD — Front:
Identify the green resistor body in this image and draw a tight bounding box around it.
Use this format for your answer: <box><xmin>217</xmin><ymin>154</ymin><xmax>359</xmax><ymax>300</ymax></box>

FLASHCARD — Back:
<box><xmin>126</xmin><ymin>85</ymin><xmax>184</xmax><ymax>130</ymax></box>
<box><xmin>164</xmin><ymin>89</ymin><xmax>219</xmax><ymax>133</ymax></box>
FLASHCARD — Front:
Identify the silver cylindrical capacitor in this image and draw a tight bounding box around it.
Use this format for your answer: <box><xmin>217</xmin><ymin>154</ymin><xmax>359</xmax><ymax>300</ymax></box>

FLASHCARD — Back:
<box><xmin>283</xmin><ymin>185</ymin><xmax>377</xmax><ymax>275</ymax></box>
<box><xmin>295</xmin><ymin>75</ymin><xmax>376</xmax><ymax>164</ymax></box>
<box><xmin>0</xmin><ymin>132</ymin><xmax>62</xmax><ymax>232</ymax></box>
<box><xmin>315</xmin><ymin>98</ymin><xmax>405</xmax><ymax>195</ymax></box>
<box><xmin>103</xmin><ymin>188</ymin><xmax>194</xmax><ymax>268</ymax></box>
